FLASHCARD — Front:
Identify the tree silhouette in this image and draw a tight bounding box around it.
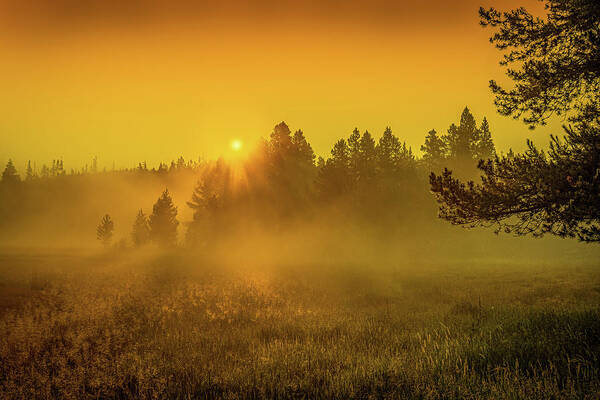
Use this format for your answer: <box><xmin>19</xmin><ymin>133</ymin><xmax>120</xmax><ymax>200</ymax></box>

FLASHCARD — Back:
<box><xmin>356</xmin><ymin>130</ymin><xmax>377</xmax><ymax>187</ymax></box>
<box><xmin>422</xmin><ymin>107</ymin><xmax>496</xmax><ymax>179</ymax></box>
<box><xmin>186</xmin><ymin>177</ymin><xmax>224</xmax><ymax>246</ymax></box>
<box><xmin>131</xmin><ymin>209</ymin><xmax>150</xmax><ymax>247</ymax></box>
<box><xmin>431</xmin><ymin>115</ymin><xmax>600</xmax><ymax>242</ymax></box>
<box><xmin>149</xmin><ymin>189</ymin><xmax>179</xmax><ymax>246</ymax></box>
<box><xmin>289</xmin><ymin>129</ymin><xmax>317</xmax><ymax>200</ymax></box>
<box><xmin>2</xmin><ymin>159</ymin><xmax>20</xmax><ymax>184</ymax></box>
<box><xmin>347</xmin><ymin>128</ymin><xmax>362</xmax><ymax>184</ymax></box>
<box><xmin>421</xmin><ymin>129</ymin><xmax>447</xmax><ymax>171</ymax></box>
<box><xmin>375</xmin><ymin>127</ymin><xmax>411</xmax><ymax>197</ymax></box>
<box><xmin>96</xmin><ymin>214</ymin><xmax>114</xmax><ymax>246</ymax></box>
<box><xmin>431</xmin><ymin>0</ymin><xmax>600</xmax><ymax>242</ymax></box>
<box><xmin>25</xmin><ymin>161</ymin><xmax>35</xmax><ymax>180</ymax></box>
<box><xmin>314</xmin><ymin>126</ymin><xmax>423</xmax><ymax>227</ymax></box>
<box><xmin>291</xmin><ymin>129</ymin><xmax>316</xmax><ymax>167</ymax></box>
<box><xmin>376</xmin><ymin>127</ymin><xmax>402</xmax><ymax>176</ymax></box>
<box><xmin>475</xmin><ymin>117</ymin><xmax>496</xmax><ymax>161</ymax></box>
<box><xmin>316</xmin><ymin>138</ymin><xmax>352</xmax><ymax>199</ymax></box>
<box><xmin>156</xmin><ymin>163</ymin><xmax>168</xmax><ymax>174</ymax></box>
<box><xmin>253</xmin><ymin>122</ymin><xmax>317</xmax><ymax>219</ymax></box>
<box><xmin>444</xmin><ymin>107</ymin><xmax>482</xmax><ymax>177</ymax></box>
<box><xmin>480</xmin><ymin>0</ymin><xmax>600</xmax><ymax>127</ymax></box>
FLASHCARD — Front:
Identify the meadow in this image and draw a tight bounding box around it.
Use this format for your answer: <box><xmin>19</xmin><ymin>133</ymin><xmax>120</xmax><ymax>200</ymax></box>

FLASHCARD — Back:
<box><xmin>0</xmin><ymin>247</ymin><xmax>598</xmax><ymax>399</ymax></box>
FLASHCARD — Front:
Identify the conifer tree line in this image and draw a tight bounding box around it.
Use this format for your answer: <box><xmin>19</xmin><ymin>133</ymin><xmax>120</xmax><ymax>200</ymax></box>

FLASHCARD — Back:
<box><xmin>422</xmin><ymin>108</ymin><xmax>495</xmax><ymax>177</ymax></box>
<box><xmin>4</xmin><ymin>0</ymin><xmax>597</xmax><ymax>246</ymax></box>
<box><xmin>76</xmin><ymin>107</ymin><xmax>495</xmax><ymax>248</ymax></box>
<box><xmin>2</xmin><ymin>106</ymin><xmax>497</xmax><ymax>247</ymax></box>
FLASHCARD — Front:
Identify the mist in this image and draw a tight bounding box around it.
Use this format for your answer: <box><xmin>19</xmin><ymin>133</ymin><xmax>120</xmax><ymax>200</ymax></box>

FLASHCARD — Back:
<box><xmin>1</xmin><ymin>0</ymin><xmax>600</xmax><ymax>397</ymax></box>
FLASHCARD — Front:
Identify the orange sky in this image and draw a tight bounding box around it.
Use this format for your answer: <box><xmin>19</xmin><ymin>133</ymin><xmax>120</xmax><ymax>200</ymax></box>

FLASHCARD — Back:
<box><xmin>0</xmin><ymin>0</ymin><xmax>554</xmax><ymax>171</ymax></box>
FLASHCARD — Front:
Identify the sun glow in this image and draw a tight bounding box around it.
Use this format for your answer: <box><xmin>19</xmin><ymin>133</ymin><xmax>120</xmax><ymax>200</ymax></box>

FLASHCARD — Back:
<box><xmin>231</xmin><ymin>139</ymin><xmax>243</xmax><ymax>152</ymax></box>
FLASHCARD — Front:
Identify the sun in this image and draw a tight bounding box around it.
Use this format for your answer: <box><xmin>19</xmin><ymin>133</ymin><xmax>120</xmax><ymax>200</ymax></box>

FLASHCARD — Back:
<box><xmin>231</xmin><ymin>139</ymin><xmax>243</xmax><ymax>151</ymax></box>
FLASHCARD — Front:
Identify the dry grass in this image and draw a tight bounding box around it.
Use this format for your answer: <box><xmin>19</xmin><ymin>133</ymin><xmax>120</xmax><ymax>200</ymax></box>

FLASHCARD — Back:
<box><xmin>0</xmin><ymin>249</ymin><xmax>599</xmax><ymax>399</ymax></box>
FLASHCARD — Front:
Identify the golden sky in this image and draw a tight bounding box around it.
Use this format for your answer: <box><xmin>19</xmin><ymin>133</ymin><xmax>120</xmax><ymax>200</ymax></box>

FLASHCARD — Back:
<box><xmin>0</xmin><ymin>0</ymin><xmax>552</xmax><ymax>171</ymax></box>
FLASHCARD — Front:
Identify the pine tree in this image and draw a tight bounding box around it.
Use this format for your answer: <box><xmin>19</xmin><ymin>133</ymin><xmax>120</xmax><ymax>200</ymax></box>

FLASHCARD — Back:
<box><xmin>376</xmin><ymin>127</ymin><xmax>402</xmax><ymax>175</ymax></box>
<box><xmin>290</xmin><ymin>129</ymin><xmax>317</xmax><ymax>200</ymax></box>
<box><xmin>25</xmin><ymin>161</ymin><xmax>35</xmax><ymax>180</ymax></box>
<box><xmin>432</xmin><ymin>0</ymin><xmax>600</xmax><ymax>243</ymax></box>
<box><xmin>317</xmin><ymin>138</ymin><xmax>352</xmax><ymax>198</ymax></box>
<box><xmin>330</xmin><ymin>139</ymin><xmax>350</xmax><ymax>169</ymax></box>
<box><xmin>1</xmin><ymin>159</ymin><xmax>20</xmax><ymax>184</ymax></box>
<box><xmin>186</xmin><ymin>178</ymin><xmax>222</xmax><ymax>245</ymax></box>
<box><xmin>291</xmin><ymin>130</ymin><xmax>316</xmax><ymax>167</ymax></box>
<box><xmin>357</xmin><ymin>130</ymin><xmax>377</xmax><ymax>184</ymax></box>
<box><xmin>445</xmin><ymin>107</ymin><xmax>478</xmax><ymax>161</ymax></box>
<box><xmin>316</xmin><ymin>156</ymin><xmax>325</xmax><ymax>169</ymax></box>
<box><xmin>347</xmin><ymin>128</ymin><xmax>361</xmax><ymax>181</ymax></box>
<box><xmin>480</xmin><ymin>0</ymin><xmax>600</xmax><ymax>127</ymax></box>
<box><xmin>188</xmin><ymin>179</ymin><xmax>223</xmax><ymax>216</ymax></box>
<box><xmin>399</xmin><ymin>142</ymin><xmax>416</xmax><ymax>168</ymax></box>
<box><xmin>475</xmin><ymin>117</ymin><xmax>496</xmax><ymax>161</ymax></box>
<box><xmin>131</xmin><ymin>209</ymin><xmax>150</xmax><ymax>247</ymax></box>
<box><xmin>269</xmin><ymin>122</ymin><xmax>293</xmax><ymax>157</ymax></box>
<box><xmin>96</xmin><ymin>214</ymin><xmax>114</xmax><ymax>246</ymax></box>
<box><xmin>149</xmin><ymin>189</ymin><xmax>179</xmax><ymax>246</ymax></box>
<box><xmin>374</xmin><ymin>128</ymin><xmax>403</xmax><ymax>202</ymax></box>
<box><xmin>431</xmin><ymin>116</ymin><xmax>600</xmax><ymax>242</ymax></box>
<box><xmin>421</xmin><ymin>129</ymin><xmax>447</xmax><ymax>170</ymax></box>
<box><xmin>55</xmin><ymin>160</ymin><xmax>64</xmax><ymax>176</ymax></box>
<box><xmin>443</xmin><ymin>107</ymin><xmax>490</xmax><ymax>178</ymax></box>
<box><xmin>156</xmin><ymin>163</ymin><xmax>168</xmax><ymax>174</ymax></box>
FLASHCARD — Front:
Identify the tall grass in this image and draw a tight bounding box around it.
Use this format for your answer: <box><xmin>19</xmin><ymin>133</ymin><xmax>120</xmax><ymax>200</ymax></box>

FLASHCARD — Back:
<box><xmin>0</xmin><ymin>251</ymin><xmax>599</xmax><ymax>399</ymax></box>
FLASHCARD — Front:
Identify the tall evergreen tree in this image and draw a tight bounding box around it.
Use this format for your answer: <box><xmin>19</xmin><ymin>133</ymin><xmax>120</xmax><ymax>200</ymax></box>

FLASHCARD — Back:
<box><xmin>186</xmin><ymin>178</ymin><xmax>223</xmax><ymax>246</ymax></box>
<box><xmin>357</xmin><ymin>130</ymin><xmax>377</xmax><ymax>184</ymax></box>
<box><xmin>291</xmin><ymin>129</ymin><xmax>316</xmax><ymax>167</ymax></box>
<box><xmin>136</xmin><ymin>162</ymin><xmax>148</xmax><ymax>172</ymax></box>
<box><xmin>445</xmin><ymin>107</ymin><xmax>479</xmax><ymax>162</ymax></box>
<box><xmin>156</xmin><ymin>163</ymin><xmax>168</xmax><ymax>174</ymax></box>
<box><xmin>475</xmin><ymin>117</ymin><xmax>496</xmax><ymax>161</ymax></box>
<box><xmin>149</xmin><ymin>189</ymin><xmax>179</xmax><ymax>246</ymax></box>
<box><xmin>253</xmin><ymin>122</ymin><xmax>318</xmax><ymax>218</ymax></box>
<box><xmin>421</xmin><ymin>129</ymin><xmax>447</xmax><ymax>170</ymax></box>
<box><xmin>399</xmin><ymin>142</ymin><xmax>416</xmax><ymax>168</ymax></box>
<box><xmin>347</xmin><ymin>128</ymin><xmax>361</xmax><ymax>156</ymax></box>
<box><xmin>96</xmin><ymin>214</ymin><xmax>114</xmax><ymax>246</ymax></box>
<box><xmin>1</xmin><ymin>159</ymin><xmax>20</xmax><ymax>184</ymax></box>
<box><xmin>347</xmin><ymin>128</ymin><xmax>362</xmax><ymax>183</ymax></box>
<box><xmin>269</xmin><ymin>122</ymin><xmax>294</xmax><ymax>159</ymax></box>
<box><xmin>289</xmin><ymin>129</ymin><xmax>317</xmax><ymax>206</ymax></box>
<box><xmin>376</xmin><ymin>127</ymin><xmax>402</xmax><ymax>175</ymax></box>
<box><xmin>442</xmin><ymin>107</ymin><xmax>496</xmax><ymax>178</ymax></box>
<box><xmin>25</xmin><ymin>161</ymin><xmax>35</xmax><ymax>180</ymax></box>
<box><xmin>317</xmin><ymin>138</ymin><xmax>352</xmax><ymax>198</ymax></box>
<box><xmin>131</xmin><ymin>209</ymin><xmax>150</xmax><ymax>247</ymax></box>
<box><xmin>330</xmin><ymin>139</ymin><xmax>350</xmax><ymax>169</ymax></box>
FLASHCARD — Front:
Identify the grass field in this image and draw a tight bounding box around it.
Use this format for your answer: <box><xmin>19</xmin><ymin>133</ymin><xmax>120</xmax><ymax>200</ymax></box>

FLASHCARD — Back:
<box><xmin>0</xmin><ymin>248</ymin><xmax>599</xmax><ymax>399</ymax></box>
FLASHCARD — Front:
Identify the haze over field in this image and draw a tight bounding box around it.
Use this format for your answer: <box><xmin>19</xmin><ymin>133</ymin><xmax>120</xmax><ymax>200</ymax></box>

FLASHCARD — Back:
<box><xmin>1</xmin><ymin>0</ymin><xmax>599</xmax><ymax>398</ymax></box>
